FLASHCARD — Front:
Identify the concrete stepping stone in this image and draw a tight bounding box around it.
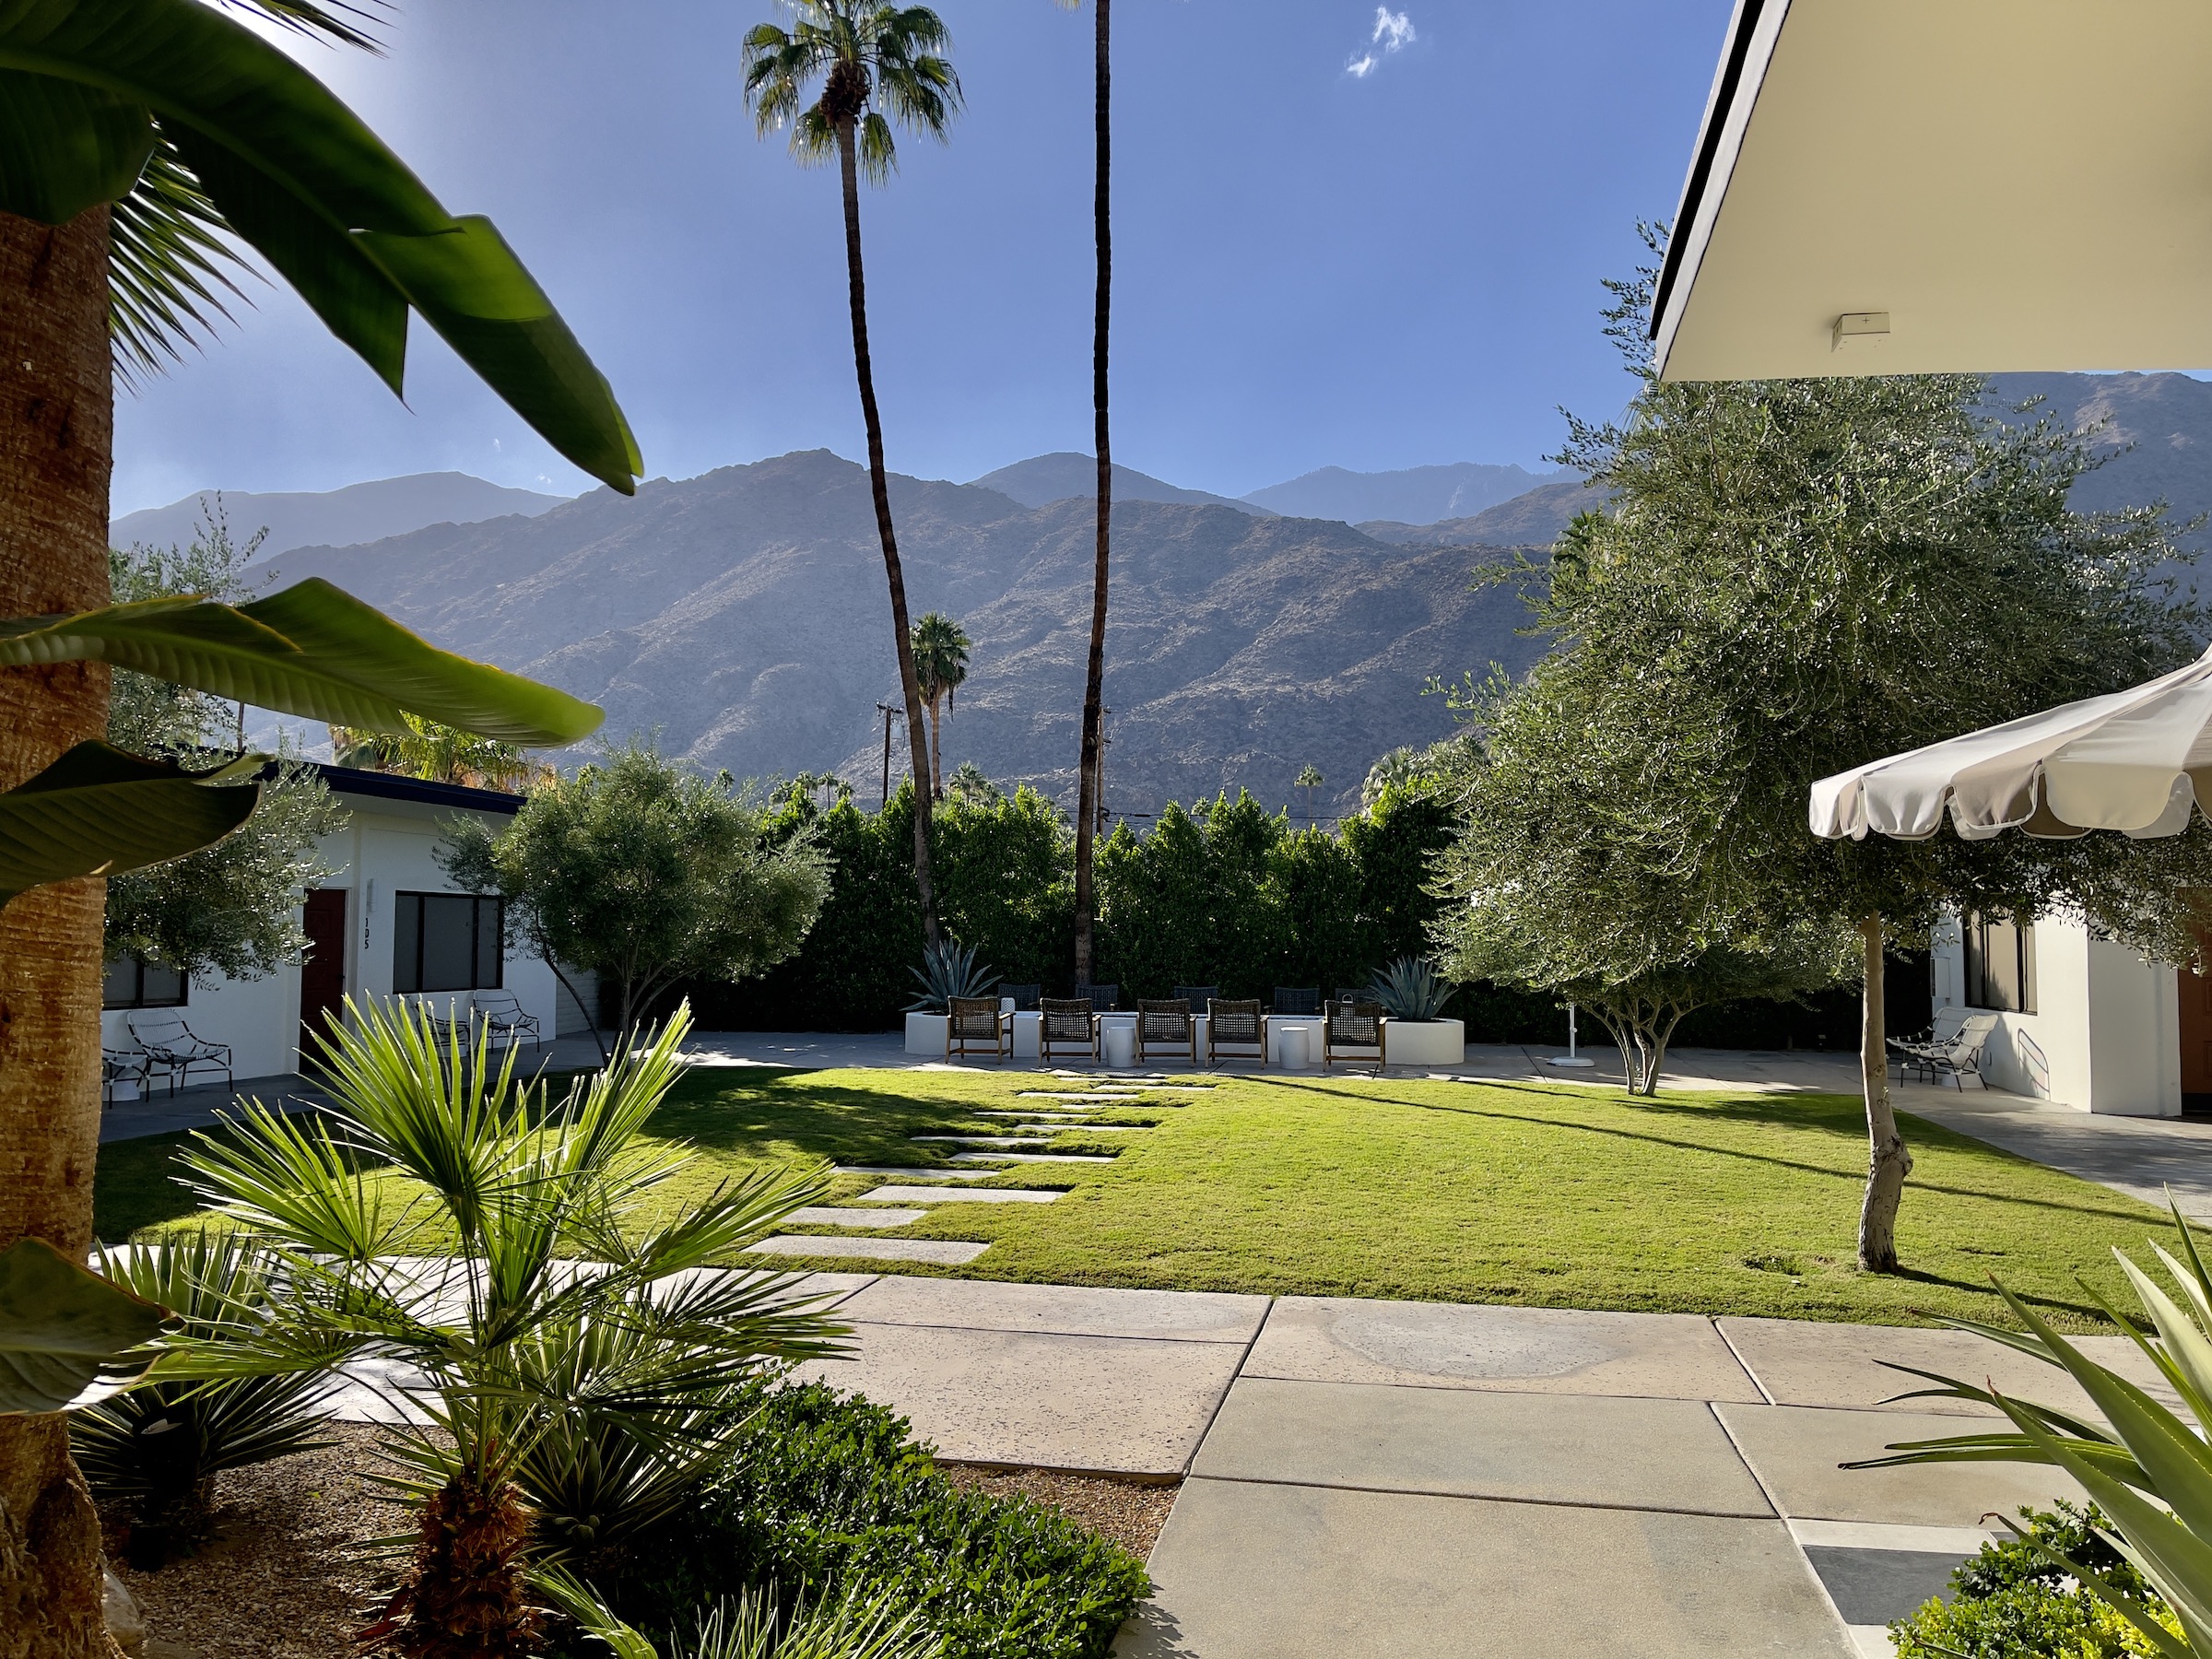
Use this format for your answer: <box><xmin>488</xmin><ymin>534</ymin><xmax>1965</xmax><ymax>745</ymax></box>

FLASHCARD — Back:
<box><xmin>784</xmin><ymin>1206</ymin><xmax>927</xmax><ymax>1229</ymax></box>
<box><xmin>911</xmin><ymin>1135</ymin><xmax>1052</xmax><ymax>1147</ymax></box>
<box><xmin>953</xmin><ymin>1151</ymin><xmax>1114</xmax><ymax>1163</ymax></box>
<box><xmin>831</xmin><ymin>1165</ymin><xmax>998</xmax><ymax>1181</ymax></box>
<box><xmin>745</xmin><ymin>1236</ymin><xmax>989</xmax><ymax>1265</ymax></box>
<box><xmin>1009</xmin><ymin>1124</ymin><xmax>1148</xmax><ymax>1135</ymax></box>
<box><xmin>1021</xmin><ymin>1090</ymin><xmax>1147</xmax><ymax>1100</ymax></box>
<box><xmin>860</xmin><ymin>1185</ymin><xmax>1062</xmax><ymax>1205</ymax></box>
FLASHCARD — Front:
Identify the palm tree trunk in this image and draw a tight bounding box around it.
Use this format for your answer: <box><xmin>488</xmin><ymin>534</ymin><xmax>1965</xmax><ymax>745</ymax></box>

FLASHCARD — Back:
<box><xmin>927</xmin><ymin>694</ymin><xmax>944</xmax><ymax>800</ymax></box>
<box><xmin>0</xmin><ymin>206</ymin><xmax>124</xmax><ymax>1658</ymax></box>
<box><xmin>1858</xmin><ymin>913</ymin><xmax>1912</xmax><ymax>1272</ymax></box>
<box><xmin>834</xmin><ymin>118</ymin><xmax>939</xmax><ymax>945</ymax></box>
<box><xmin>1072</xmin><ymin>0</ymin><xmax>1112</xmax><ymax>986</ymax></box>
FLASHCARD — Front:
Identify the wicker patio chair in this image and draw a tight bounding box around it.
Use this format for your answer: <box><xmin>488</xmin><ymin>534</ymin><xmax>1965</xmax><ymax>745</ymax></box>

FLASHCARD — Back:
<box><xmin>1273</xmin><ymin>986</ymin><xmax>1321</xmax><ymax>1017</ymax></box>
<box><xmin>1073</xmin><ymin>983</ymin><xmax>1119</xmax><ymax>1013</ymax></box>
<box><xmin>1206</xmin><ymin>998</ymin><xmax>1266</xmax><ymax>1068</ymax></box>
<box><xmin>1039</xmin><ymin>996</ymin><xmax>1101</xmax><ymax>1064</ymax></box>
<box><xmin>1001</xmin><ymin>983</ymin><xmax>1042</xmax><ymax>1012</ymax></box>
<box><xmin>947</xmin><ymin>995</ymin><xmax>1011</xmax><ymax>1063</ymax></box>
<box><xmin>124</xmin><ymin>1011</ymin><xmax>232</xmax><ymax>1093</ymax></box>
<box><xmin>1173</xmin><ymin>985</ymin><xmax>1219</xmax><ymax>1009</ymax></box>
<box><xmin>1323</xmin><ymin>998</ymin><xmax>1387</xmax><ymax>1070</ymax></box>
<box><xmin>1136</xmin><ymin>998</ymin><xmax>1196</xmax><ymax>1065</ymax></box>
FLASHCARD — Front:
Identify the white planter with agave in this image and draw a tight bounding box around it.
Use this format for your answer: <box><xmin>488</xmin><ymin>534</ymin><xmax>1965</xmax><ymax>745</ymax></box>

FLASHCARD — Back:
<box><xmin>904</xmin><ymin>1013</ymin><xmax>948</xmax><ymax>1056</ymax></box>
<box><xmin>1383</xmin><ymin>1018</ymin><xmax>1465</xmax><ymax>1067</ymax></box>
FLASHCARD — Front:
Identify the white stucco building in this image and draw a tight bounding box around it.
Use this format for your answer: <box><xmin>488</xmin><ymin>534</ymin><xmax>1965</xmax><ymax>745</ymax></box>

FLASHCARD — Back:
<box><xmin>101</xmin><ymin>764</ymin><xmax>588</xmax><ymax>1088</ymax></box>
<box><xmin>1926</xmin><ymin>912</ymin><xmax>2194</xmax><ymax>1118</ymax></box>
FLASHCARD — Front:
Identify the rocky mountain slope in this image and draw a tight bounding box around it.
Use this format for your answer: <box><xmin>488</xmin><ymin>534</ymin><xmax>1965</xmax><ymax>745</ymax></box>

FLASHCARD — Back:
<box><xmin>1244</xmin><ymin>460</ymin><xmax>1572</xmax><ymax>524</ymax></box>
<box><xmin>249</xmin><ymin>450</ymin><xmax>1534</xmax><ymax>818</ymax></box>
<box><xmin>114</xmin><ymin>472</ymin><xmax>566</xmax><ymax>557</ymax></box>
<box><xmin>969</xmin><ymin>453</ymin><xmax>1266</xmax><ymax>516</ymax></box>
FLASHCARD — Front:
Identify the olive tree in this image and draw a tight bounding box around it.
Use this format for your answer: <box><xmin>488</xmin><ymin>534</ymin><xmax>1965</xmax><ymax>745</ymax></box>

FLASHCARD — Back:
<box><xmin>441</xmin><ymin>742</ymin><xmax>830</xmax><ymax>1056</ymax></box>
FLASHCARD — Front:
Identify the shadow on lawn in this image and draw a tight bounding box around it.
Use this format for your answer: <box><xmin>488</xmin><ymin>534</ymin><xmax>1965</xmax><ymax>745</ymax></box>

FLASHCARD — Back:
<box><xmin>646</xmin><ymin>1075</ymin><xmax>1025</xmax><ymax>1168</ymax></box>
<box><xmin>1253</xmin><ymin>1076</ymin><xmax>2160</xmax><ymax>1228</ymax></box>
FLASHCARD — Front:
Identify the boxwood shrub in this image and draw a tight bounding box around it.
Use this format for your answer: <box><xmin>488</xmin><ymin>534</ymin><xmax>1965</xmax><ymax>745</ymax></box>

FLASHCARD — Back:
<box><xmin>1891</xmin><ymin>1501</ymin><xmax>2173</xmax><ymax>1657</ymax></box>
<box><xmin>605</xmin><ymin>1382</ymin><xmax>1152</xmax><ymax>1659</ymax></box>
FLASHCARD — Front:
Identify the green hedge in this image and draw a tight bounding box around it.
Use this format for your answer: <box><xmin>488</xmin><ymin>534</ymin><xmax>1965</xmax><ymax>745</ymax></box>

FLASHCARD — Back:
<box><xmin>683</xmin><ymin>783</ymin><xmax>1456</xmax><ymax>1030</ymax></box>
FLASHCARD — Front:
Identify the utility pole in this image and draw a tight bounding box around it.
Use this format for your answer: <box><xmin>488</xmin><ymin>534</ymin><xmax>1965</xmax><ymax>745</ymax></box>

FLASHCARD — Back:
<box><xmin>877</xmin><ymin>701</ymin><xmax>902</xmax><ymax>809</ymax></box>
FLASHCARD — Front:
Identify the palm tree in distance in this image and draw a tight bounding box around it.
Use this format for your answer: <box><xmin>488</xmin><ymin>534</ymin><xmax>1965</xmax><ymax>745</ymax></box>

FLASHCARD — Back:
<box><xmin>743</xmin><ymin>2</ymin><xmax>960</xmax><ymax>943</ymax></box>
<box><xmin>1061</xmin><ymin>0</ymin><xmax>1114</xmax><ymax>989</ymax></box>
<box><xmin>1297</xmin><ymin>763</ymin><xmax>1324</xmax><ymax>825</ymax></box>
<box><xmin>911</xmin><ymin>610</ymin><xmax>971</xmax><ymax>799</ymax></box>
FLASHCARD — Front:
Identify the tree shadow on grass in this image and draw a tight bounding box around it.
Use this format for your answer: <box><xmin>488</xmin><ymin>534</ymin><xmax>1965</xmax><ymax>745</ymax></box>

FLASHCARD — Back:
<box><xmin>645</xmin><ymin>1075</ymin><xmax>1045</xmax><ymax>1170</ymax></box>
<box><xmin>1250</xmin><ymin>1077</ymin><xmax>2162</xmax><ymax>1229</ymax></box>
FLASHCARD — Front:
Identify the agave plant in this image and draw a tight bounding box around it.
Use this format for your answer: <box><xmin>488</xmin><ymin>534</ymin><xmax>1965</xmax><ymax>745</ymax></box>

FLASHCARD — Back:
<box><xmin>904</xmin><ymin>937</ymin><xmax>997</xmax><ymax>1014</ymax></box>
<box><xmin>1852</xmin><ymin>1195</ymin><xmax>2212</xmax><ymax>1655</ymax></box>
<box><xmin>74</xmin><ymin>1230</ymin><xmax>336</xmax><ymax>1565</ymax></box>
<box><xmin>163</xmin><ymin>997</ymin><xmax>848</xmax><ymax>1659</ymax></box>
<box><xmin>1369</xmin><ymin>956</ymin><xmax>1454</xmax><ymax>1021</ymax></box>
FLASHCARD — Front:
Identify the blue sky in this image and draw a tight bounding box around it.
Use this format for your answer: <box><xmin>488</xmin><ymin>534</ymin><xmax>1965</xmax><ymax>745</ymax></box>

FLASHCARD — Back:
<box><xmin>112</xmin><ymin>0</ymin><xmax>1737</xmax><ymax>514</ymax></box>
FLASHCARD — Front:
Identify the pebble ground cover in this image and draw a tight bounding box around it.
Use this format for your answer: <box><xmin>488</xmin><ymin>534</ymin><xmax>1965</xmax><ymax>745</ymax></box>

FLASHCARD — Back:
<box><xmin>96</xmin><ymin>1065</ymin><xmax>2174</xmax><ymax>1332</ymax></box>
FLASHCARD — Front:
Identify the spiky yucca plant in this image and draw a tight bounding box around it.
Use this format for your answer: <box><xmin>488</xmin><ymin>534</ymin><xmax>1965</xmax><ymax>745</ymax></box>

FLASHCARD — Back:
<box><xmin>904</xmin><ymin>937</ymin><xmax>996</xmax><ymax>1013</ymax></box>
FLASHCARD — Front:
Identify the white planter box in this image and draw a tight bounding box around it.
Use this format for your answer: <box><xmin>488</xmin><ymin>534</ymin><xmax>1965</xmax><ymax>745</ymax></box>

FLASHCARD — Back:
<box><xmin>904</xmin><ymin>1012</ymin><xmax>947</xmax><ymax>1056</ymax></box>
<box><xmin>1384</xmin><ymin>1018</ymin><xmax>1465</xmax><ymax>1066</ymax></box>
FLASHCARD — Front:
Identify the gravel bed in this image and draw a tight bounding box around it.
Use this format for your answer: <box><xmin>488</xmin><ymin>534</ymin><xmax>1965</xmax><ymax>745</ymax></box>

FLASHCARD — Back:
<box><xmin>940</xmin><ymin>1465</ymin><xmax>1179</xmax><ymax>1560</ymax></box>
<box><xmin>104</xmin><ymin>1422</ymin><xmax>408</xmax><ymax>1658</ymax></box>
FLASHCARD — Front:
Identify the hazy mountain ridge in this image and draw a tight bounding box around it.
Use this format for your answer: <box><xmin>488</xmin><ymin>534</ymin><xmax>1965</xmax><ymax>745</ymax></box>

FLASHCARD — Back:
<box><xmin>1244</xmin><ymin>460</ymin><xmax>1574</xmax><ymax>524</ymax></box>
<box><xmin>113</xmin><ymin>472</ymin><xmax>567</xmax><ymax>557</ymax></box>
<box><xmin>253</xmin><ymin>451</ymin><xmax>1535</xmax><ymax>815</ymax></box>
<box><xmin>969</xmin><ymin>452</ymin><xmax>1268</xmax><ymax>516</ymax></box>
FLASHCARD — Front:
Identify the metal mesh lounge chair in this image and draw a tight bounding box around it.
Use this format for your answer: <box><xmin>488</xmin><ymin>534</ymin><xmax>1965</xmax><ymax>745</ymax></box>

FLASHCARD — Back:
<box><xmin>102</xmin><ymin>1047</ymin><xmax>151</xmax><ymax>1107</ymax></box>
<box><xmin>1173</xmin><ymin>985</ymin><xmax>1219</xmax><ymax>1008</ymax></box>
<box><xmin>1206</xmin><ymin>998</ymin><xmax>1265</xmax><ymax>1068</ymax></box>
<box><xmin>124</xmin><ymin>1011</ymin><xmax>232</xmax><ymax>1094</ymax></box>
<box><xmin>1074</xmin><ymin>983</ymin><xmax>1119</xmax><ymax>1013</ymax></box>
<box><xmin>1001</xmin><ymin>983</ymin><xmax>1042</xmax><ymax>1012</ymax></box>
<box><xmin>431</xmin><ymin>990</ymin><xmax>543</xmax><ymax>1051</ymax></box>
<box><xmin>1924</xmin><ymin>1013</ymin><xmax>2000</xmax><ymax>1090</ymax></box>
<box><xmin>1136</xmin><ymin>998</ymin><xmax>1196</xmax><ymax>1065</ymax></box>
<box><xmin>1040</xmin><ymin>997</ymin><xmax>1100</xmax><ymax>1064</ymax></box>
<box><xmin>947</xmin><ymin>995</ymin><xmax>1011</xmax><ymax>1063</ymax></box>
<box><xmin>1324</xmin><ymin>998</ymin><xmax>1387</xmax><ymax>1070</ymax></box>
<box><xmin>1273</xmin><ymin>986</ymin><xmax>1321</xmax><ymax>1017</ymax></box>
<box><xmin>1888</xmin><ymin>1006</ymin><xmax>1970</xmax><ymax>1083</ymax></box>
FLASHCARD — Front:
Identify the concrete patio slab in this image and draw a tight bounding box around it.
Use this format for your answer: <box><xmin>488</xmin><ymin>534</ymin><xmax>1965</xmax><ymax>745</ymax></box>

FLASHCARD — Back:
<box><xmin>799</xmin><ymin>1324</ymin><xmax>1246</xmax><ymax>1477</ymax></box>
<box><xmin>1247</xmin><ymin>1297</ymin><xmax>1762</xmax><ymax>1401</ymax></box>
<box><xmin>1114</xmin><ymin>1480</ymin><xmax>1853</xmax><ymax>1658</ymax></box>
<box><xmin>1718</xmin><ymin>1316</ymin><xmax>2178</xmax><ymax>1418</ymax></box>
<box><xmin>952</xmin><ymin>1151</ymin><xmax>1114</xmax><ymax>1163</ymax></box>
<box><xmin>831</xmin><ymin>1165</ymin><xmax>1000</xmax><ymax>1181</ymax></box>
<box><xmin>858</xmin><ymin>1184</ymin><xmax>1062</xmax><ymax>1204</ymax></box>
<box><xmin>743</xmin><ymin>1236</ymin><xmax>990</xmax><ymax>1265</ymax></box>
<box><xmin>1714</xmin><ymin>1404</ymin><xmax>2088</xmax><ymax>1525</ymax></box>
<box><xmin>783</xmin><ymin>1206</ymin><xmax>927</xmax><ymax>1229</ymax></box>
<box><xmin>834</xmin><ymin>1276</ymin><xmax>1268</xmax><ymax>1343</ymax></box>
<box><xmin>1008</xmin><ymin>1124</ymin><xmax>1150</xmax><ymax>1135</ymax></box>
<box><xmin>911</xmin><ymin>1135</ymin><xmax>1053</xmax><ymax>1147</ymax></box>
<box><xmin>1193</xmin><ymin>1377</ymin><xmax>1772</xmax><ymax>1516</ymax></box>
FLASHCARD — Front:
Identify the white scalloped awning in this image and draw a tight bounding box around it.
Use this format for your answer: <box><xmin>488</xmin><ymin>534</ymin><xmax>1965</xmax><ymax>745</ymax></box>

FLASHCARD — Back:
<box><xmin>1810</xmin><ymin>647</ymin><xmax>2212</xmax><ymax>842</ymax></box>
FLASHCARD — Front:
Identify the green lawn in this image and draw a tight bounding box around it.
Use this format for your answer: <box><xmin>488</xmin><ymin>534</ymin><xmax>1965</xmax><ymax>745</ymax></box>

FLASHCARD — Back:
<box><xmin>96</xmin><ymin>1066</ymin><xmax>2179</xmax><ymax>1333</ymax></box>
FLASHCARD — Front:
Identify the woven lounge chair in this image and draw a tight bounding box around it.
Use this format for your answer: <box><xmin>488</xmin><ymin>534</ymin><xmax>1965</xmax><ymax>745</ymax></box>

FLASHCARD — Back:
<box><xmin>1136</xmin><ymin>998</ymin><xmax>1196</xmax><ymax>1065</ymax></box>
<box><xmin>1273</xmin><ymin>986</ymin><xmax>1321</xmax><ymax>1017</ymax></box>
<box><xmin>1206</xmin><ymin>997</ymin><xmax>1265</xmax><ymax>1068</ymax></box>
<box><xmin>947</xmin><ymin>995</ymin><xmax>1011</xmax><ymax>1063</ymax></box>
<box><xmin>1040</xmin><ymin>996</ymin><xmax>1100</xmax><ymax>1064</ymax></box>
<box><xmin>124</xmin><ymin>1011</ymin><xmax>232</xmax><ymax>1094</ymax></box>
<box><xmin>1324</xmin><ymin>998</ymin><xmax>1387</xmax><ymax>1070</ymax></box>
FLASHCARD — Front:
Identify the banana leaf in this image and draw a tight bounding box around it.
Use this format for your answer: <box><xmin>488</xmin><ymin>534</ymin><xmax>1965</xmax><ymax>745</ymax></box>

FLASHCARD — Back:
<box><xmin>0</xmin><ymin>580</ymin><xmax>602</xmax><ymax>746</ymax></box>
<box><xmin>0</xmin><ymin>741</ymin><xmax>262</xmax><ymax>909</ymax></box>
<box><xmin>0</xmin><ymin>1238</ymin><xmax>171</xmax><ymax>1416</ymax></box>
<box><xmin>0</xmin><ymin>0</ymin><xmax>641</xmax><ymax>493</ymax></box>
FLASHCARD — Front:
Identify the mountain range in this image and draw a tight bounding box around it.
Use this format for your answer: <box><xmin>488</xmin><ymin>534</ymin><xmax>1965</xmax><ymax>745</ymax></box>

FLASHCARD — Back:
<box><xmin>112</xmin><ymin>472</ymin><xmax>565</xmax><ymax>558</ymax></box>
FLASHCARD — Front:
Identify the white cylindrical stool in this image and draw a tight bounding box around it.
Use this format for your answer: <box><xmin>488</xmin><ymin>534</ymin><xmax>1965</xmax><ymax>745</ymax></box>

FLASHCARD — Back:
<box><xmin>1278</xmin><ymin>1025</ymin><xmax>1312</xmax><ymax>1071</ymax></box>
<box><xmin>1100</xmin><ymin>1020</ymin><xmax>1135</xmax><ymax>1069</ymax></box>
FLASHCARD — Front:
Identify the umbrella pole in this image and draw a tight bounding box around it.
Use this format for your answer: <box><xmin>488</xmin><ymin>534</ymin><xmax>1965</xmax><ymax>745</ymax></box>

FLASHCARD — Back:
<box><xmin>1858</xmin><ymin>914</ymin><xmax>1913</xmax><ymax>1272</ymax></box>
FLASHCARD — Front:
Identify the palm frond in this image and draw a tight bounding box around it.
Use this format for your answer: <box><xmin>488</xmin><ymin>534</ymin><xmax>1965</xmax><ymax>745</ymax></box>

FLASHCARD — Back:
<box><xmin>108</xmin><ymin>136</ymin><xmax>258</xmax><ymax>388</ymax></box>
<box><xmin>211</xmin><ymin>0</ymin><xmax>389</xmax><ymax>53</ymax></box>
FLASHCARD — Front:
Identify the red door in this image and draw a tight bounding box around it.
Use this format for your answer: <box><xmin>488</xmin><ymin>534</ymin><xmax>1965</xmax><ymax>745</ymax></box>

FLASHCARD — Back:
<box><xmin>299</xmin><ymin>888</ymin><xmax>347</xmax><ymax>1065</ymax></box>
<box><xmin>2182</xmin><ymin>925</ymin><xmax>2212</xmax><ymax>1115</ymax></box>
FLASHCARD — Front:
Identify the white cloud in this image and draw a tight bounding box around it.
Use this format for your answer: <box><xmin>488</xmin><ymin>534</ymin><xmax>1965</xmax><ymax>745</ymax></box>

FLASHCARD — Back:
<box><xmin>1346</xmin><ymin>7</ymin><xmax>1414</xmax><ymax>78</ymax></box>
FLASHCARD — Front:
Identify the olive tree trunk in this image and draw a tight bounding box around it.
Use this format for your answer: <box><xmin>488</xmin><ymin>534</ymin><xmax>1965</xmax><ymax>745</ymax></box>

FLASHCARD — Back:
<box><xmin>832</xmin><ymin>116</ymin><xmax>938</xmax><ymax>945</ymax></box>
<box><xmin>1858</xmin><ymin>913</ymin><xmax>1912</xmax><ymax>1273</ymax></box>
<box><xmin>0</xmin><ymin>206</ymin><xmax>123</xmax><ymax>1658</ymax></box>
<box><xmin>1071</xmin><ymin>0</ymin><xmax>1111</xmax><ymax>985</ymax></box>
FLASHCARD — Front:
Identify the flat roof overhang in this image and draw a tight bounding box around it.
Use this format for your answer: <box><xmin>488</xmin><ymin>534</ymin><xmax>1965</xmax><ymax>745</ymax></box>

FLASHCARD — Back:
<box><xmin>1652</xmin><ymin>0</ymin><xmax>2212</xmax><ymax>382</ymax></box>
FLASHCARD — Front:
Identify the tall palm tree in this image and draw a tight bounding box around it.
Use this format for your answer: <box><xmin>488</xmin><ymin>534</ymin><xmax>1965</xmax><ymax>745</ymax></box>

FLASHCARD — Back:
<box><xmin>743</xmin><ymin>2</ymin><xmax>959</xmax><ymax>945</ymax></box>
<box><xmin>910</xmin><ymin>610</ymin><xmax>970</xmax><ymax>799</ymax></box>
<box><xmin>0</xmin><ymin>3</ymin><xmax>637</xmax><ymax>1641</ymax></box>
<box><xmin>1066</xmin><ymin>0</ymin><xmax>1112</xmax><ymax>987</ymax></box>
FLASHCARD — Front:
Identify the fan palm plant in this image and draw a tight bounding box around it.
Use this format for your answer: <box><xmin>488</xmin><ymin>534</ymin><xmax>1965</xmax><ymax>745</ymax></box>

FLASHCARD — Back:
<box><xmin>165</xmin><ymin>999</ymin><xmax>847</xmax><ymax>1659</ymax></box>
<box><xmin>0</xmin><ymin>3</ymin><xmax>639</xmax><ymax>1633</ymax></box>
<box><xmin>909</xmin><ymin>612</ymin><xmax>970</xmax><ymax>800</ymax></box>
<box><xmin>741</xmin><ymin>1</ymin><xmax>960</xmax><ymax>947</ymax></box>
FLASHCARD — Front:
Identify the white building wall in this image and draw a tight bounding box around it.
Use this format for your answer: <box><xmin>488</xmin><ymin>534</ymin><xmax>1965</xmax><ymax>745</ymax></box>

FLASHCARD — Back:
<box><xmin>107</xmin><ymin>790</ymin><xmax>557</xmax><ymax>1085</ymax></box>
<box><xmin>1930</xmin><ymin>912</ymin><xmax>2180</xmax><ymax>1117</ymax></box>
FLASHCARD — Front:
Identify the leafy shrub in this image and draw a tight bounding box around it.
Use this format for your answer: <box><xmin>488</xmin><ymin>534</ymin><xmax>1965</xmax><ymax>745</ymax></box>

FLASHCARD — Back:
<box><xmin>609</xmin><ymin>1382</ymin><xmax>1150</xmax><ymax>1659</ymax></box>
<box><xmin>1890</xmin><ymin>1502</ymin><xmax>2174</xmax><ymax>1658</ymax></box>
<box><xmin>74</xmin><ymin>1230</ymin><xmax>335</xmax><ymax>1565</ymax></box>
